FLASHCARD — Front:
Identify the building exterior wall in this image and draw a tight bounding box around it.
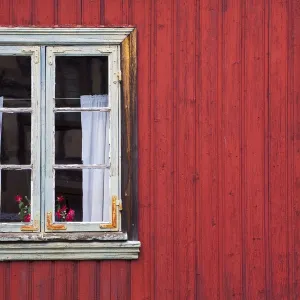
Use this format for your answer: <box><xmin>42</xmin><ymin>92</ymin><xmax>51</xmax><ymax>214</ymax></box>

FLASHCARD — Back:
<box><xmin>0</xmin><ymin>0</ymin><xmax>299</xmax><ymax>299</ymax></box>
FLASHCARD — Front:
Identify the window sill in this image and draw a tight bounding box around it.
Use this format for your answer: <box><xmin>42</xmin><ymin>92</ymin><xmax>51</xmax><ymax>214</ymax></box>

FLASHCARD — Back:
<box><xmin>0</xmin><ymin>241</ymin><xmax>141</xmax><ymax>260</ymax></box>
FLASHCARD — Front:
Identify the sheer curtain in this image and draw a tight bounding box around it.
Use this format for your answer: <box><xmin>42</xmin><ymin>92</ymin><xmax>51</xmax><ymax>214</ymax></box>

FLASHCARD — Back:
<box><xmin>80</xmin><ymin>95</ymin><xmax>110</xmax><ymax>222</ymax></box>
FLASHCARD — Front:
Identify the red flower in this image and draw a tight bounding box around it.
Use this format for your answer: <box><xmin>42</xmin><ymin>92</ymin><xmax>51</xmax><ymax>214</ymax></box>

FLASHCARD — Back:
<box><xmin>55</xmin><ymin>211</ymin><xmax>61</xmax><ymax>220</ymax></box>
<box><xmin>66</xmin><ymin>209</ymin><xmax>75</xmax><ymax>221</ymax></box>
<box><xmin>23</xmin><ymin>214</ymin><xmax>31</xmax><ymax>222</ymax></box>
<box><xmin>57</xmin><ymin>195</ymin><xmax>64</xmax><ymax>203</ymax></box>
<box><xmin>15</xmin><ymin>194</ymin><xmax>22</xmax><ymax>203</ymax></box>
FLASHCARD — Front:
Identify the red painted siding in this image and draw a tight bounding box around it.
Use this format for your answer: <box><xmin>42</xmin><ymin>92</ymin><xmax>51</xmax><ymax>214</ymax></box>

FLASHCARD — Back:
<box><xmin>0</xmin><ymin>0</ymin><xmax>298</xmax><ymax>299</ymax></box>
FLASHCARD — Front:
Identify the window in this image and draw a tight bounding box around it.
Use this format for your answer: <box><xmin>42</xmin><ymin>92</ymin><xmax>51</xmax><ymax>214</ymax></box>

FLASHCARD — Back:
<box><xmin>0</xmin><ymin>28</ymin><xmax>139</xmax><ymax>260</ymax></box>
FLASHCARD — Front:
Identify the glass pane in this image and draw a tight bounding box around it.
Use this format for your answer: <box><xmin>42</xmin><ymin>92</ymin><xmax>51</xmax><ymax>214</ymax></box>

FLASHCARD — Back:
<box><xmin>0</xmin><ymin>113</ymin><xmax>31</xmax><ymax>164</ymax></box>
<box><xmin>55</xmin><ymin>169</ymin><xmax>110</xmax><ymax>223</ymax></box>
<box><xmin>55</xmin><ymin>112</ymin><xmax>109</xmax><ymax>165</ymax></box>
<box><xmin>0</xmin><ymin>56</ymin><xmax>31</xmax><ymax>107</ymax></box>
<box><xmin>55</xmin><ymin>56</ymin><xmax>108</xmax><ymax>108</ymax></box>
<box><xmin>0</xmin><ymin>170</ymin><xmax>31</xmax><ymax>222</ymax></box>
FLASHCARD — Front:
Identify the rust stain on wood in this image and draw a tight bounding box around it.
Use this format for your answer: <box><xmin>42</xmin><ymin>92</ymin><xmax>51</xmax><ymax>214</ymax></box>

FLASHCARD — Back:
<box><xmin>20</xmin><ymin>220</ymin><xmax>39</xmax><ymax>231</ymax></box>
<box><xmin>121</xmin><ymin>29</ymin><xmax>137</xmax><ymax>236</ymax></box>
<box><xmin>46</xmin><ymin>212</ymin><xmax>67</xmax><ymax>230</ymax></box>
<box><xmin>100</xmin><ymin>195</ymin><xmax>118</xmax><ymax>229</ymax></box>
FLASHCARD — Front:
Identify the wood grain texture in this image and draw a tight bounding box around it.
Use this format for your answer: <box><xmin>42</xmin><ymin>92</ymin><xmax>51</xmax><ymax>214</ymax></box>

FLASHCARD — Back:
<box><xmin>153</xmin><ymin>0</ymin><xmax>174</xmax><ymax>299</ymax></box>
<box><xmin>0</xmin><ymin>0</ymin><xmax>11</xmax><ymax>25</ymax></box>
<box><xmin>77</xmin><ymin>261</ymin><xmax>97</xmax><ymax>300</ymax></box>
<box><xmin>196</xmin><ymin>0</ymin><xmax>221</xmax><ymax>298</ymax></box>
<box><xmin>0</xmin><ymin>263</ymin><xmax>10</xmax><ymax>300</ymax></box>
<box><xmin>130</xmin><ymin>0</ymin><xmax>153</xmax><ymax>298</ymax></box>
<box><xmin>269</xmin><ymin>0</ymin><xmax>289</xmax><ymax>299</ymax></box>
<box><xmin>222</xmin><ymin>0</ymin><xmax>243</xmax><ymax>298</ymax></box>
<box><xmin>57</xmin><ymin>0</ymin><xmax>81</xmax><ymax>25</ymax></box>
<box><xmin>244</xmin><ymin>0</ymin><xmax>267</xmax><ymax>298</ymax></box>
<box><xmin>31</xmin><ymin>262</ymin><xmax>53</xmax><ymax>300</ymax></box>
<box><xmin>174</xmin><ymin>0</ymin><xmax>196</xmax><ymax>298</ymax></box>
<box><xmin>12</xmin><ymin>0</ymin><xmax>32</xmax><ymax>25</ymax></box>
<box><xmin>291</xmin><ymin>0</ymin><xmax>300</xmax><ymax>297</ymax></box>
<box><xmin>53</xmin><ymin>262</ymin><xmax>76</xmax><ymax>300</ymax></box>
<box><xmin>82</xmin><ymin>0</ymin><xmax>100</xmax><ymax>26</ymax></box>
<box><xmin>0</xmin><ymin>0</ymin><xmax>299</xmax><ymax>299</ymax></box>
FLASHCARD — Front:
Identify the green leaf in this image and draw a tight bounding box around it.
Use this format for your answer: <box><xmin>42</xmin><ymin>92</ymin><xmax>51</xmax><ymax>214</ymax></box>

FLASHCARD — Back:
<box><xmin>19</xmin><ymin>202</ymin><xmax>24</xmax><ymax>209</ymax></box>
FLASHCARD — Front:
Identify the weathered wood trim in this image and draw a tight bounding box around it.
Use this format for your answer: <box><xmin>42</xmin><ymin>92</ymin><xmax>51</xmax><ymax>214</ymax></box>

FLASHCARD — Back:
<box><xmin>0</xmin><ymin>27</ymin><xmax>134</xmax><ymax>45</ymax></box>
<box><xmin>0</xmin><ymin>241</ymin><xmax>140</xmax><ymax>260</ymax></box>
<box><xmin>100</xmin><ymin>196</ymin><xmax>122</xmax><ymax>229</ymax></box>
<box><xmin>121</xmin><ymin>29</ymin><xmax>138</xmax><ymax>240</ymax></box>
<box><xmin>46</xmin><ymin>212</ymin><xmax>67</xmax><ymax>230</ymax></box>
<box><xmin>20</xmin><ymin>220</ymin><xmax>39</xmax><ymax>232</ymax></box>
<box><xmin>0</xmin><ymin>232</ymin><xmax>127</xmax><ymax>241</ymax></box>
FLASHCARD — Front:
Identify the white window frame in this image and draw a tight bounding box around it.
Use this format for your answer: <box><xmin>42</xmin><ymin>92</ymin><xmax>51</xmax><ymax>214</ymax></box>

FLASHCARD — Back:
<box><xmin>0</xmin><ymin>46</ymin><xmax>40</xmax><ymax>233</ymax></box>
<box><xmin>0</xmin><ymin>28</ymin><xmax>140</xmax><ymax>260</ymax></box>
<box><xmin>45</xmin><ymin>45</ymin><xmax>121</xmax><ymax>232</ymax></box>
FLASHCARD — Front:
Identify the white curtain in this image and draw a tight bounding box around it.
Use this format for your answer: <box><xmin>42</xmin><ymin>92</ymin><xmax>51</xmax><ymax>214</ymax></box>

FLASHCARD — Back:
<box><xmin>80</xmin><ymin>95</ymin><xmax>110</xmax><ymax>222</ymax></box>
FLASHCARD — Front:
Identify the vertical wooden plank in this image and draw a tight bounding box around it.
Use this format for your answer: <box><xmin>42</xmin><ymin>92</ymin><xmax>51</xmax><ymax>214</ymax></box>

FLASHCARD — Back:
<box><xmin>152</xmin><ymin>0</ymin><xmax>174</xmax><ymax>299</ymax></box>
<box><xmin>174</xmin><ymin>0</ymin><xmax>196</xmax><ymax>298</ymax></box>
<box><xmin>0</xmin><ymin>0</ymin><xmax>11</xmax><ymax>25</ymax></box>
<box><xmin>31</xmin><ymin>262</ymin><xmax>53</xmax><ymax>300</ymax></box>
<box><xmin>130</xmin><ymin>0</ymin><xmax>153</xmax><ymax>299</ymax></box>
<box><xmin>53</xmin><ymin>261</ymin><xmax>76</xmax><ymax>300</ymax></box>
<box><xmin>221</xmin><ymin>0</ymin><xmax>243</xmax><ymax>298</ymax></box>
<box><xmin>243</xmin><ymin>0</ymin><xmax>268</xmax><ymax>299</ymax></box>
<box><xmin>110</xmin><ymin>261</ymin><xmax>130</xmax><ymax>300</ymax></box>
<box><xmin>33</xmin><ymin>0</ymin><xmax>55</xmax><ymax>25</ymax></box>
<box><xmin>78</xmin><ymin>262</ymin><xmax>97</xmax><ymax>300</ymax></box>
<box><xmin>10</xmin><ymin>262</ymin><xmax>31</xmax><ymax>300</ymax></box>
<box><xmin>291</xmin><ymin>0</ymin><xmax>300</xmax><ymax>297</ymax></box>
<box><xmin>103</xmin><ymin>0</ymin><xmax>123</xmax><ymax>25</ymax></box>
<box><xmin>196</xmin><ymin>0</ymin><xmax>221</xmax><ymax>298</ymax></box>
<box><xmin>82</xmin><ymin>0</ymin><xmax>100</xmax><ymax>26</ymax></box>
<box><xmin>98</xmin><ymin>262</ymin><xmax>111</xmax><ymax>300</ymax></box>
<box><xmin>288</xmin><ymin>0</ymin><xmax>295</xmax><ymax>298</ymax></box>
<box><xmin>57</xmin><ymin>0</ymin><xmax>81</xmax><ymax>25</ymax></box>
<box><xmin>12</xmin><ymin>0</ymin><xmax>32</xmax><ymax>25</ymax></box>
<box><xmin>269</xmin><ymin>0</ymin><xmax>289</xmax><ymax>299</ymax></box>
<box><xmin>0</xmin><ymin>263</ymin><xmax>9</xmax><ymax>300</ymax></box>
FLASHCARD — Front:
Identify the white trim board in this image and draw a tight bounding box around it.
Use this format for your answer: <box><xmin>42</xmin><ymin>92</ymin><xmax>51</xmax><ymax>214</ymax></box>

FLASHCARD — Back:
<box><xmin>0</xmin><ymin>27</ymin><xmax>135</xmax><ymax>44</ymax></box>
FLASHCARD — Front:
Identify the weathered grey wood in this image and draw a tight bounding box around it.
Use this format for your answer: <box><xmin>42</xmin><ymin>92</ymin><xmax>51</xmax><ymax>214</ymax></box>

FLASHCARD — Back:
<box><xmin>53</xmin><ymin>164</ymin><xmax>109</xmax><ymax>169</ymax></box>
<box><xmin>0</xmin><ymin>231</ymin><xmax>127</xmax><ymax>241</ymax></box>
<box><xmin>0</xmin><ymin>241</ymin><xmax>140</xmax><ymax>260</ymax></box>
<box><xmin>0</xmin><ymin>164</ymin><xmax>32</xmax><ymax>169</ymax></box>
<box><xmin>54</xmin><ymin>107</ymin><xmax>111</xmax><ymax>112</ymax></box>
<box><xmin>0</xmin><ymin>28</ymin><xmax>134</xmax><ymax>45</ymax></box>
<box><xmin>0</xmin><ymin>108</ymin><xmax>32</xmax><ymax>113</ymax></box>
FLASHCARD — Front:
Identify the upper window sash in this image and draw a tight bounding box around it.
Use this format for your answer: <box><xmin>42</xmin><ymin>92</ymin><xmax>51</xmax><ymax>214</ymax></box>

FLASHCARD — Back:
<box><xmin>0</xmin><ymin>46</ymin><xmax>41</xmax><ymax>233</ymax></box>
<box><xmin>44</xmin><ymin>45</ymin><xmax>121</xmax><ymax>232</ymax></box>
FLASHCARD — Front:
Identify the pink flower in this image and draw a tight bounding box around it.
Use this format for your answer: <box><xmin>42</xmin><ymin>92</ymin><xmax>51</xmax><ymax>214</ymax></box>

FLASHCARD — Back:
<box><xmin>66</xmin><ymin>209</ymin><xmax>75</xmax><ymax>221</ymax></box>
<box><xmin>57</xmin><ymin>195</ymin><xmax>64</xmax><ymax>203</ymax></box>
<box><xmin>23</xmin><ymin>214</ymin><xmax>31</xmax><ymax>222</ymax></box>
<box><xmin>15</xmin><ymin>194</ymin><xmax>22</xmax><ymax>203</ymax></box>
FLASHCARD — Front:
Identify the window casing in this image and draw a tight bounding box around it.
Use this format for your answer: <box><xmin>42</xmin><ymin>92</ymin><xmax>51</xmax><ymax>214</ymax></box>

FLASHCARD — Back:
<box><xmin>0</xmin><ymin>28</ymin><xmax>139</xmax><ymax>260</ymax></box>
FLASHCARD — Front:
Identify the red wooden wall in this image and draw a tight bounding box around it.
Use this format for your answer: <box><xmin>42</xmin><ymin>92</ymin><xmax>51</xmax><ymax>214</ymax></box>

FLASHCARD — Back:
<box><xmin>0</xmin><ymin>0</ymin><xmax>299</xmax><ymax>299</ymax></box>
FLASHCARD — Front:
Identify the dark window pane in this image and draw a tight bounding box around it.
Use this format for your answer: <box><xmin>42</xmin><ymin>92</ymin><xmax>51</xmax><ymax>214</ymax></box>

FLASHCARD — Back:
<box><xmin>0</xmin><ymin>56</ymin><xmax>31</xmax><ymax>107</ymax></box>
<box><xmin>0</xmin><ymin>113</ymin><xmax>31</xmax><ymax>164</ymax></box>
<box><xmin>55</xmin><ymin>56</ymin><xmax>108</xmax><ymax>108</ymax></box>
<box><xmin>0</xmin><ymin>169</ymin><xmax>31</xmax><ymax>222</ymax></box>
<box><xmin>55</xmin><ymin>112</ymin><xmax>109</xmax><ymax>165</ymax></box>
<box><xmin>55</xmin><ymin>169</ymin><xmax>110</xmax><ymax>223</ymax></box>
